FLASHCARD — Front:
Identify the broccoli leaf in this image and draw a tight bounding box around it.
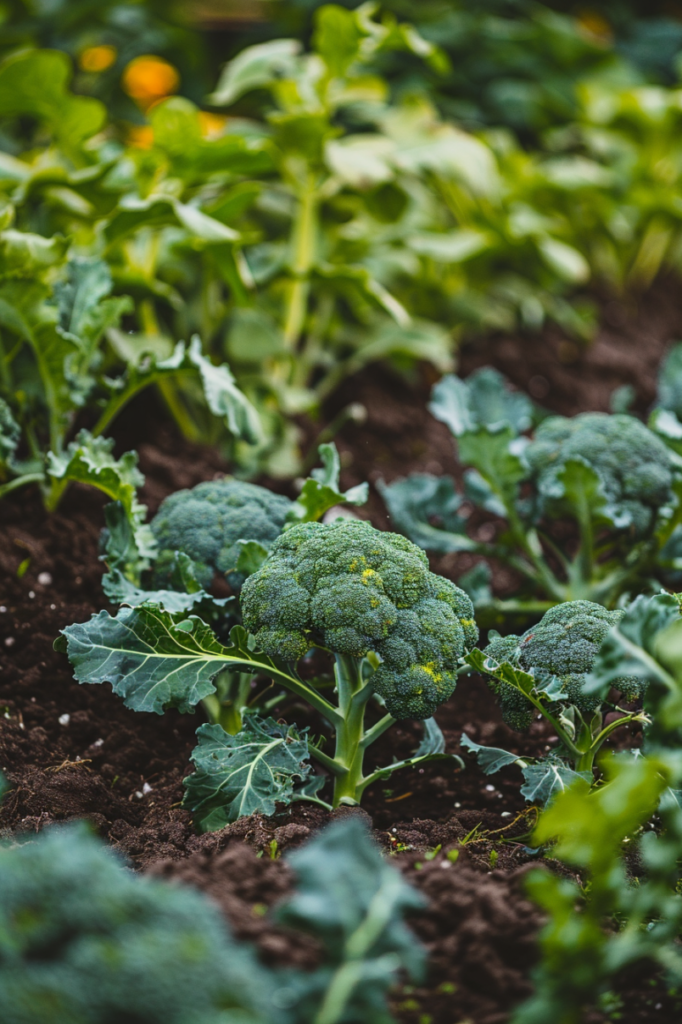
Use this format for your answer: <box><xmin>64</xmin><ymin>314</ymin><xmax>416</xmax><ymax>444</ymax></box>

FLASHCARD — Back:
<box><xmin>656</xmin><ymin>342</ymin><xmax>682</xmax><ymax>420</ymax></box>
<box><xmin>584</xmin><ymin>593</ymin><xmax>680</xmax><ymax>698</ymax></box>
<box><xmin>233</xmin><ymin>539</ymin><xmax>270</xmax><ymax>577</ymax></box>
<box><xmin>520</xmin><ymin>760</ymin><xmax>591</xmax><ymax>805</ymax></box>
<box><xmin>458</xmin><ymin>426</ymin><xmax>527</xmax><ymax>512</ymax></box>
<box><xmin>540</xmin><ymin>456</ymin><xmax>611</xmax><ymax>525</ymax></box>
<box><xmin>376</xmin><ymin>474</ymin><xmax>474</xmax><ymax>553</ymax></box>
<box><xmin>460</xmin><ymin>731</ymin><xmax>522</xmax><ymax>774</ymax></box>
<box><xmin>273</xmin><ymin>817</ymin><xmax>425</xmax><ymax>1022</ymax></box>
<box><xmin>188</xmin><ymin>336</ymin><xmax>262</xmax><ymax>444</ymax></box>
<box><xmin>0</xmin><ymin>398</ymin><xmax>20</xmax><ymax>468</ymax></box>
<box><xmin>430</xmin><ymin>369</ymin><xmax>532</xmax><ymax>438</ymax></box>
<box><xmin>58</xmin><ymin>609</ymin><xmax>315</xmax><ymax>717</ymax></box>
<box><xmin>417</xmin><ymin>716</ymin><xmax>446</xmax><ymax>756</ymax></box>
<box><xmin>102</xmin><ymin>570</ymin><xmax>233</xmax><ymax>616</ymax></box>
<box><xmin>465</xmin><ymin>648</ymin><xmax>536</xmax><ymax>696</ymax></box>
<box><xmin>183</xmin><ymin>716</ymin><xmax>315</xmax><ymax>830</ymax></box>
<box><xmin>287</xmin><ymin>442</ymin><xmax>369</xmax><ymax>523</ymax></box>
<box><xmin>47</xmin><ymin>431</ymin><xmax>155</xmax><ymax>567</ymax></box>
<box><xmin>54</xmin><ymin>258</ymin><xmax>132</xmax><ymax>359</ymax></box>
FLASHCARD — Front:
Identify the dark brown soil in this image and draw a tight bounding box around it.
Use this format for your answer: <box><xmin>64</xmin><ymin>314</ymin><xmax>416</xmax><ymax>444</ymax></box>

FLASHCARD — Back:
<box><xmin>1</xmin><ymin>284</ymin><xmax>679</xmax><ymax>1023</ymax></box>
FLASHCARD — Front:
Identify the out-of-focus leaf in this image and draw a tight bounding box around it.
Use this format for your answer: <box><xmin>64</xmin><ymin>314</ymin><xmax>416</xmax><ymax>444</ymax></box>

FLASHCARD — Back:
<box><xmin>183</xmin><ymin>716</ymin><xmax>314</xmax><ymax>830</ymax></box>
<box><xmin>377</xmin><ymin>474</ymin><xmax>473</xmax><ymax>554</ymax></box>
<box><xmin>656</xmin><ymin>343</ymin><xmax>682</xmax><ymax>420</ymax></box>
<box><xmin>0</xmin><ymin>398</ymin><xmax>20</xmax><ymax>468</ymax></box>
<box><xmin>274</xmin><ymin>818</ymin><xmax>425</xmax><ymax>1022</ymax></box>
<box><xmin>0</xmin><ymin>50</ymin><xmax>105</xmax><ymax>144</ymax></box>
<box><xmin>209</xmin><ymin>39</ymin><xmax>301</xmax><ymax>106</ymax></box>
<box><xmin>226</xmin><ymin>308</ymin><xmax>285</xmax><ymax>363</ymax></box>
<box><xmin>538</xmin><ymin>237</ymin><xmax>590</xmax><ymax>284</ymax></box>
<box><xmin>54</xmin><ymin>259</ymin><xmax>132</xmax><ymax>358</ymax></box>
<box><xmin>188</xmin><ymin>336</ymin><xmax>262</xmax><ymax>444</ymax></box>
<box><xmin>233</xmin><ymin>539</ymin><xmax>270</xmax><ymax>577</ymax></box>
<box><xmin>409</xmin><ymin>229</ymin><xmax>491</xmax><ymax>263</ymax></box>
<box><xmin>430</xmin><ymin>369</ymin><xmax>532</xmax><ymax>438</ymax></box>
<box><xmin>325</xmin><ymin>135</ymin><xmax>394</xmax><ymax>187</ymax></box>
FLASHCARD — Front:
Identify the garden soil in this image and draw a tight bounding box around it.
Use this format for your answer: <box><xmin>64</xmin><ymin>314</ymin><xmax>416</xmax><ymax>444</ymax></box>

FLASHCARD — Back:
<box><xmin>1</xmin><ymin>282</ymin><xmax>681</xmax><ymax>1023</ymax></box>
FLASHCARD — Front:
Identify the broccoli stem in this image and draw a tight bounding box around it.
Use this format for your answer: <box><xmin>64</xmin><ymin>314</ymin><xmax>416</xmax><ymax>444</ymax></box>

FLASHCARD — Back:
<box><xmin>329</xmin><ymin>654</ymin><xmax>372</xmax><ymax>807</ymax></box>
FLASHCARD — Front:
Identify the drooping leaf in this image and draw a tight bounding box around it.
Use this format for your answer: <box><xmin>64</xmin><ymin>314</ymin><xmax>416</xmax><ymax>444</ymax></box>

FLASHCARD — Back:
<box><xmin>416</xmin><ymin>717</ymin><xmax>446</xmax><ymax>756</ymax></box>
<box><xmin>464</xmin><ymin>648</ymin><xmax>536</xmax><ymax>696</ymax></box>
<box><xmin>460</xmin><ymin>732</ymin><xmax>521</xmax><ymax>774</ymax></box>
<box><xmin>377</xmin><ymin>474</ymin><xmax>472</xmax><ymax>554</ymax></box>
<box><xmin>183</xmin><ymin>716</ymin><xmax>314</xmax><ymax>830</ymax></box>
<box><xmin>273</xmin><ymin>818</ymin><xmax>425</xmax><ymax>1022</ymax></box>
<box><xmin>520</xmin><ymin>760</ymin><xmax>591</xmax><ymax>805</ymax></box>
<box><xmin>47</xmin><ymin>431</ymin><xmax>155</xmax><ymax>566</ymax></box>
<box><xmin>188</xmin><ymin>336</ymin><xmax>262</xmax><ymax>444</ymax></box>
<box><xmin>287</xmin><ymin>443</ymin><xmax>368</xmax><ymax>523</ymax></box>
<box><xmin>101</xmin><ymin>570</ymin><xmax>232</xmax><ymax>617</ymax></box>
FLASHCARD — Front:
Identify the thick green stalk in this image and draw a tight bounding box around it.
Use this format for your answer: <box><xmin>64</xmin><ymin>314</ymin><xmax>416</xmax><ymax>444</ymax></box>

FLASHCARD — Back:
<box><xmin>282</xmin><ymin>175</ymin><xmax>318</xmax><ymax>360</ymax></box>
<box><xmin>329</xmin><ymin>654</ymin><xmax>372</xmax><ymax>807</ymax></box>
<box><xmin>201</xmin><ymin>669</ymin><xmax>254</xmax><ymax>734</ymax></box>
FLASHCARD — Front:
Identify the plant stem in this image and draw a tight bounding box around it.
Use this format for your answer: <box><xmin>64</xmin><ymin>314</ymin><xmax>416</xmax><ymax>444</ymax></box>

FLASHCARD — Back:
<box><xmin>282</xmin><ymin>174</ymin><xmax>318</xmax><ymax>367</ymax></box>
<box><xmin>330</xmin><ymin>654</ymin><xmax>372</xmax><ymax>807</ymax></box>
<box><xmin>0</xmin><ymin>472</ymin><xmax>45</xmax><ymax>500</ymax></box>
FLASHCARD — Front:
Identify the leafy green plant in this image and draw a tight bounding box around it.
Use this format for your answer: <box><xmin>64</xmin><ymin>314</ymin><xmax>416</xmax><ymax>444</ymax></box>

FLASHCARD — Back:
<box><xmin>381</xmin><ymin>368</ymin><xmax>682</xmax><ymax>624</ymax></box>
<box><xmin>512</xmin><ymin>591</ymin><xmax>682</xmax><ymax>1023</ymax></box>
<box><xmin>0</xmin><ymin>815</ymin><xmax>423</xmax><ymax>1024</ymax></box>
<box><xmin>58</xmin><ymin>518</ymin><xmax>476</xmax><ymax>825</ymax></box>
<box><xmin>461</xmin><ymin>599</ymin><xmax>653</xmax><ymax>804</ymax></box>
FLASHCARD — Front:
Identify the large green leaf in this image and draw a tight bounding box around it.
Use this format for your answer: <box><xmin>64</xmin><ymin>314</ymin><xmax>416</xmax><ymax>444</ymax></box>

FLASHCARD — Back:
<box><xmin>183</xmin><ymin>716</ymin><xmax>315</xmax><ymax>830</ymax></box>
<box><xmin>0</xmin><ymin>50</ymin><xmax>105</xmax><ymax>145</ymax></box>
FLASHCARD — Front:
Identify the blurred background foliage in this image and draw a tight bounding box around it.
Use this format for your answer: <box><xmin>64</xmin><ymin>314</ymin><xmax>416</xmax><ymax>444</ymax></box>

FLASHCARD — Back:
<box><xmin>3</xmin><ymin>0</ymin><xmax>682</xmax><ymax>479</ymax></box>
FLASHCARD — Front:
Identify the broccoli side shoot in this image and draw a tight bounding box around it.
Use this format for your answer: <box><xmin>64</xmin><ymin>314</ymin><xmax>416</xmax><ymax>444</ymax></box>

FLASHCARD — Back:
<box><xmin>241</xmin><ymin>518</ymin><xmax>477</xmax><ymax>720</ymax></box>
<box><xmin>0</xmin><ymin>823</ymin><xmax>268</xmax><ymax>1024</ymax></box>
<box><xmin>151</xmin><ymin>478</ymin><xmax>292</xmax><ymax>590</ymax></box>
<box><xmin>463</xmin><ymin>600</ymin><xmax>650</xmax><ymax>803</ymax></box>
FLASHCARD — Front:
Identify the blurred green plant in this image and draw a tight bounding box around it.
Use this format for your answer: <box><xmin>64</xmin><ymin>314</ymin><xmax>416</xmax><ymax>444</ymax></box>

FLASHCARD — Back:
<box><xmin>512</xmin><ymin>591</ymin><xmax>682</xmax><ymax>1023</ymax></box>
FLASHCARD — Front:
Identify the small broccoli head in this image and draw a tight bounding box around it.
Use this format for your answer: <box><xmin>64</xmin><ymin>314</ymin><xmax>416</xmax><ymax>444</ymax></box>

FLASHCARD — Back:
<box><xmin>526</xmin><ymin>412</ymin><xmax>673</xmax><ymax>536</ymax></box>
<box><xmin>150</xmin><ymin>478</ymin><xmax>292</xmax><ymax>591</ymax></box>
<box><xmin>240</xmin><ymin>519</ymin><xmax>478</xmax><ymax>719</ymax></box>
<box><xmin>0</xmin><ymin>824</ymin><xmax>267</xmax><ymax>1024</ymax></box>
<box><xmin>482</xmin><ymin>600</ymin><xmax>646</xmax><ymax>727</ymax></box>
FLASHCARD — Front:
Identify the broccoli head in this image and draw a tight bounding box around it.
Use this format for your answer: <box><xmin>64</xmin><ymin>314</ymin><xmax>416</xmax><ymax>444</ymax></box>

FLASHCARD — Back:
<box><xmin>150</xmin><ymin>478</ymin><xmax>292</xmax><ymax>590</ymax></box>
<box><xmin>482</xmin><ymin>600</ymin><xmax>645</xmax><ymax>729</ymax></box>
<box><xmin>0</xmin><ymin>824</ymin><xmax>268</xmax><ymax>1024</ymax></box>
<box><xmin>240</xmin><ymin>518</ymin><xmax>478</xmax><ymax>719</ymax></box>
<box><xmin>526</xmin><ymin>412</ymin><xmax>673</xmax><ymax>536</ymax></box>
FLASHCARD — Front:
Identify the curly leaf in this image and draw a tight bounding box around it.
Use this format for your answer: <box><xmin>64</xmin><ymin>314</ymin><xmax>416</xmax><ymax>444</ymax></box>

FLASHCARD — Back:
<box><xmin>183</xmin><ymin>716</ymin><xmax>314</xmax><ymax>830</ymax></box>
<box><xmin>465</xmin><ymin>648</ymin><xmax>536</xmax><ymax>696</ymax></box>
<box><xmin>288</xmin><ymin>443</ymin><xmax>368</xmax><ymax>523</ymax></box>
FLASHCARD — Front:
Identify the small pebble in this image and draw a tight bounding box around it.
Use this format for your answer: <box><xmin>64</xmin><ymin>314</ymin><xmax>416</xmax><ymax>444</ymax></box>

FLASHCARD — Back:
<box><xmin>391</xmin><ymin>828</ymin><xmax>397</xmax><ymax>833</ymax></box>
<box><xmin>4</xmin><ymin>637</ymin><xmax>15</xmax><ymax>647</ymax></box>
<box><xmin>485</xmin><ymin>784</ymin><xmax>495</xmax><ymax>792</ymax></box>
<box><xmin>454</xmin><ymin>801</ymin><xmax>461</xmax><ymax>808</ymax></box>
<box><xmin>37</xmin><ymin>572</ymin><xmax>52</xmax><ymax>586</ymax></box>
<box><xmin>28</xmin><ymin>591</ymin><xmax>35</xmax><ymax>599</ymax></box>
<box><xmin>440</xmin><ymin>860</ymin><xmax>451</xmax><ymax>869</ymax></box>
<box><xmin>58</xmin><ymin>713</ymin><xmax>70</xmax><ymax>726</ymax></box>
<box><xmin>50</xmin><ymin>604</ymin><xmax>56</xmax><ymax>610</ymax></box>
<box><xmin>142</xmin><ymin>782</ymin><xmax>153</xmax><ymax>794</ymax></box>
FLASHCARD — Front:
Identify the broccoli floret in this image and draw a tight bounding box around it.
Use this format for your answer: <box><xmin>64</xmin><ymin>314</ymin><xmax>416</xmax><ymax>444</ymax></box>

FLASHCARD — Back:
<box><xmin>482</xmin><ymin>600</ymin><xmax>645</xmax><ymax>729</ymax></box>
<box><xmin>151</xmin><ymin>478</ymin><xmax>292</xmax><ymax>590</ymax></box>
<box><xmin>0</xmin><ymin>824</ymin><xmax>268</xmax><ymax>1024</ymax></box>
<box><xmin>526</xmin><ymin>413</ymin><xmax>673</xmax><ymax>537</ymax></box>
<box><xmin>240</xmin><ymin>518</ymin><xmax>477</xmax><ymax>719</ymax></box>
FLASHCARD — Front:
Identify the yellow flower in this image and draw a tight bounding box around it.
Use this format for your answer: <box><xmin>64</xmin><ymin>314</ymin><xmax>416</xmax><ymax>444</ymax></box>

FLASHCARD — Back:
<box><xmin>122</xmin><ymin>56</ymin><xmax>180</xmax><ymax>109</ymax></box>
<box><xmin>198</xmin><ymin>111</ymin><xmax>227</xmax><ymax>139</ymax></box>
<box><xmin>79</xmin><ymin>45</ymin><xmax>117</xmax><ymax>73</ymax></box>
<box><xmin>576</xmin><ymin>10</ymin><xmax>613</xmax><ymax>45</ymax></box>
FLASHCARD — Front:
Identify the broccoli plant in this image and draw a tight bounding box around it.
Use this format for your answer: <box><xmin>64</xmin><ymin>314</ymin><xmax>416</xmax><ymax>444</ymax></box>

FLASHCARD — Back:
<box><xmin>0</xmin><ymin>816</ymin><xmax>423</xmax><ymax>1024</ymax></box>
<box><xmin>461</xmin><ymin>600</ymin><xmax>651</xmax><ymax>804</ymax></box>
<box><xmin>512</xmin><ymin>592</ymin><xmax>682</xmax><ymax>1024</ymax></box>
<box><xmin>99</xmin><ymin>442</ymin><xmax>369</xmax><ymax>735</ymax></box>
<box><xmin>380</xmin><ymin>368</ymin><xmax>681</xmax><ymax>624</ymax></box>
<box><xmin>59</xmin><ymin>518</ymin><xmax>477</xmax><ymax>824</ymax></box>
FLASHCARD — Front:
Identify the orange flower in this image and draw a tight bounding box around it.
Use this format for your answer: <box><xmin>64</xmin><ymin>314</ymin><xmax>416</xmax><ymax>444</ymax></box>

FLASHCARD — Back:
<box><xmin>79</xmin><ymin>45</ymin><xmax>117</xmax><ymax>73</ymax></box>
<box><xmin>127</xmin><ymin>125</ymin><xmax>155</xmax><ymax>149</ymax></box>
<box><xmin>122</xmin><ymin>56</ymin><xmax>180</xmax><ymax>109</ymax></box>
<box><xmin>576</xmin><ymin>10</ymin><xmax>613</xmax><ymax>45</ymax></box>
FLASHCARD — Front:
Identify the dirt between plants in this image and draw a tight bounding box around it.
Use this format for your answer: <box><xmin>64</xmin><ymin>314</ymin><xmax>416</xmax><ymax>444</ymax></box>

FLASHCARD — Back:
<box><xmin>1</xmin><ymin>285</ymin><xmax>680</xmax><ymax>1023</ymax></box>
